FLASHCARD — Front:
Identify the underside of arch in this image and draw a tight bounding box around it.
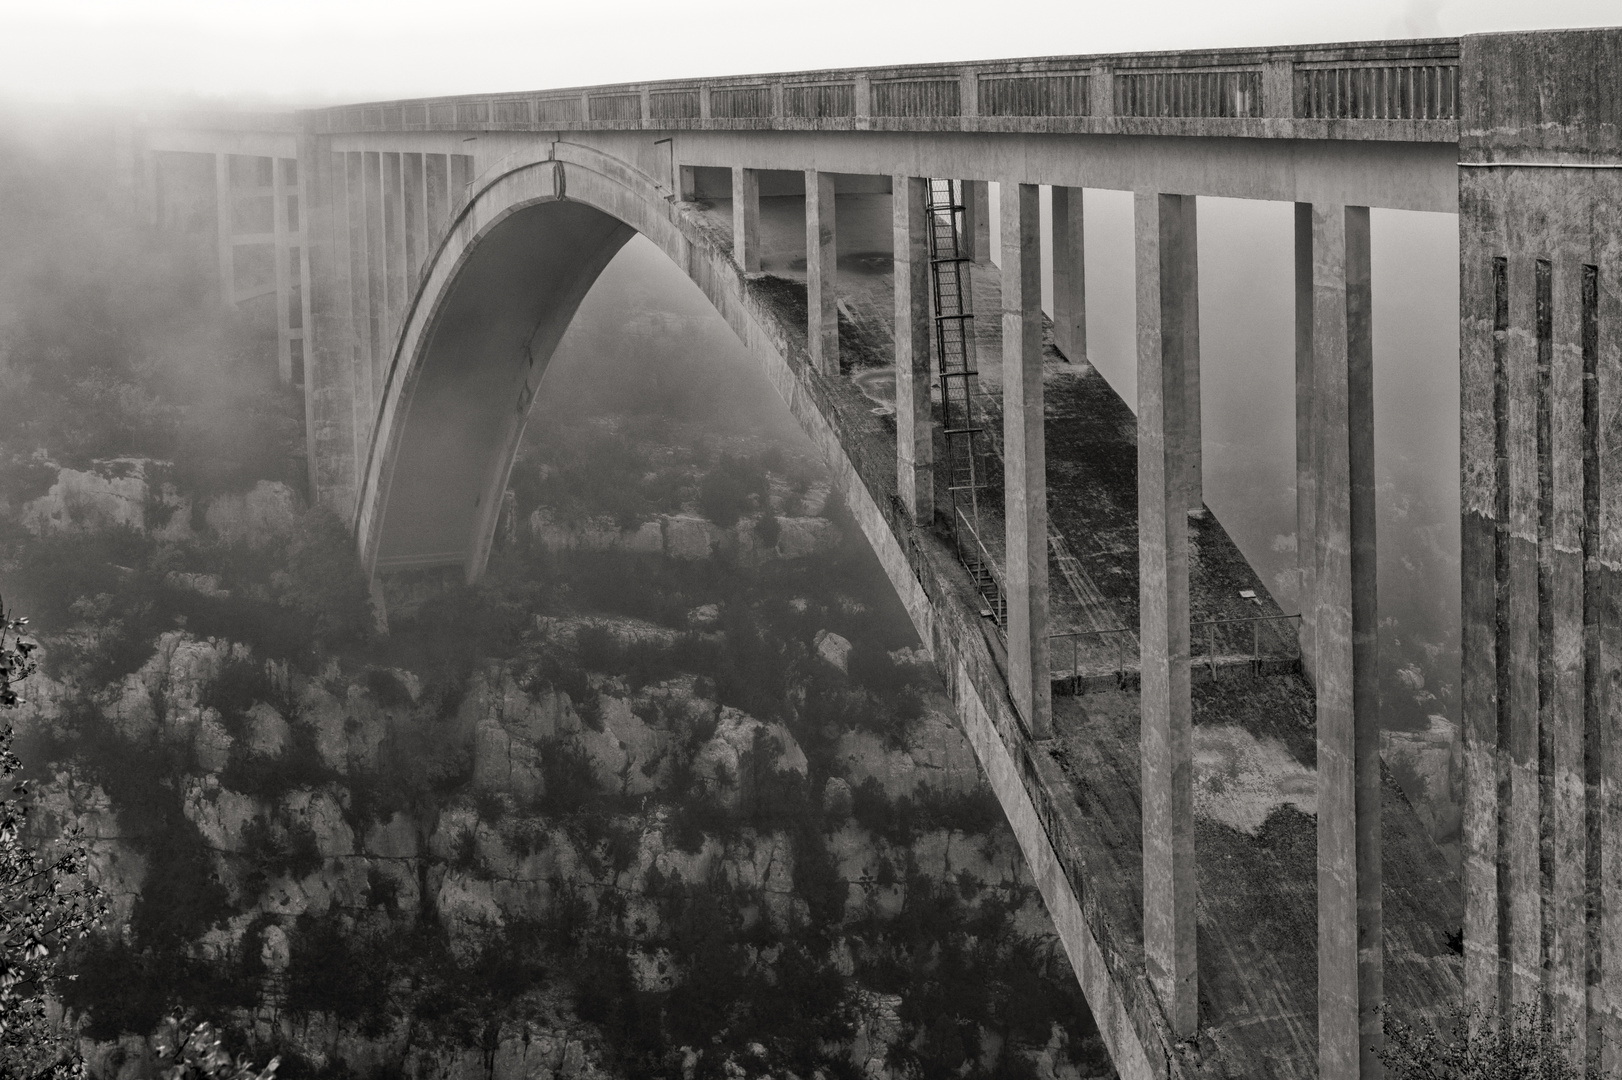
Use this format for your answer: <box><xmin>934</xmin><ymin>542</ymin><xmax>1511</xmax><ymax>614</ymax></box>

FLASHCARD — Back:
<box><xmin>366</xmin><ymin>197</ymin><xmax>633</xmax><ymax>578</ymax></box>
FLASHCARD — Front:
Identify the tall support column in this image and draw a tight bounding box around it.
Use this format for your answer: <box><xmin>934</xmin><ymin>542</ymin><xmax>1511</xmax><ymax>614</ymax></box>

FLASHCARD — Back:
<box><xmin>343</xmin><ymin>152</ymin><xmax>374</xmax><ymax>446</ymax></box>
<box><xmin>893</xmin><ymin>175</ymin><xmax>933</xmax><ymax>523</ymax></box>
<box><xmin>363</xmin><ymin>151</ymin><xmax>386</xmax><ymax>407</ymax></box>
<box><xmin>1295</xmin><ymin>203</ymin><xmax>1319</xmax><ymax>682</ymax></box>
<box><xmin>1051</xmin><ymin>186</ymin><xmax>1086</xmax><ymax>364</ymax></box>
<box><xmin>272</xmin><ymin>156</ymin><xmax>293</xmax><ymax>384</ymax></box>
<box><xmin>1311</xmin><ymin>202</ymin><xmax>1380</xmax><ymax>1080</ymax></box>
<box><xmin>1135</xmin><ymin>191</ymin><xmax>1197</xmax><ymax>1038</ymax></box>
<box><xmin>732</xmin><ymin>167</ymin><xmax>760</xmax><ymax>273</ymax></box>
<box><xmin>1183</xmin><ymin>198</ymin><xmax>1203</xmax><ymax>513</ymax></box>
<box><xmin>1002</xmin><ymin>182</ymin><xmax>1050</xmax><ymax>739</ymax></box>
<box><xmin>805</xmin><ymin>169</ymin><xmax>839</xmax><ymax>376</ymax></box>
<box><xmin>961</xmin><ymin>179</ymin><xmax>990</xmax><ymax>263</ymax></box>
<box><xmin>382</xmin><ymin>152</ymin><xmax>406</xmax><ymax>364</ymax></box>
<box><xmin>300</xmin><ymin>136</ymin><xmax>359</xmax><ymax>519</ymax></box>
<box><xmin>214</xmin><ymin>153</ymin><xmax>234</xmax><ymax>306</ymax></box>
<box><xmin>403</xmin><ymin>153</ymin><xmax>426</xmax><ymax>288</ymax></box>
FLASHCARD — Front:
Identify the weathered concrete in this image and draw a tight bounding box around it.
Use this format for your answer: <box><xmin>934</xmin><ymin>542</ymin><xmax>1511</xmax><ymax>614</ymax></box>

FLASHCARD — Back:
<box><xmin>1001</xmin><ymin>183</ymin><xmax>1051</xmax><ymax>739</ymax></box>
<box><xmin>806</xmin><ymin>168</ymin><xmax>839</xmax><ymax>375</ymax></box>
<box><xmin>731</xmin><ymin>166</ymin><xmax>760</xmax><ymax>272</ymax></box>
<box><xmin>1050</xmin><ymin>185</ymin><xmax>1086</xmax><ymax>365</ymax></box>
<box><xmin>1134</xmin><ymin>190</ymin><xmax>1198</xmax><ymax>1039</ymax></box>
<box><xmin>1458</xmin><ymin>26</ymin><xmax>1622</xmax><ymax>1074</ymax></box>
<box><xmin>1310</xmin><ymin>201</ymin><xmax>1380</xmax><ymax>1080</ymax></box>
<box><xmin>1294</xmin><ymin>202</ymin><xmax>1318</xmax><ymax>684</ymax></box>
<box><xmin>961</xmin><ymin>178</ymin><xmax>990</xmax><ymax>262</ymax></box>
<box><xmin>893</xmin><ymin>175</ymin><xmax>932</xmax><ymax>522</ymax></box>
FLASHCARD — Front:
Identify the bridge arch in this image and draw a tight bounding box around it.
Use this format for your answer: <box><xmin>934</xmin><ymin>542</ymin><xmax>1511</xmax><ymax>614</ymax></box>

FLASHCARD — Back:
<box><xmin>356</xmin><ymin>145</ymin><xmax>818</xmax><ymax>586</ymax></box>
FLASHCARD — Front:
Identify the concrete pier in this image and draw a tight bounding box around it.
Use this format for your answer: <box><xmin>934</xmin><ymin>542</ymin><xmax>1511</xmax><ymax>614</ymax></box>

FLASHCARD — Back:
<box><xmin>893</xmin><ymin>175</ymin><xmax>933</xmax><ymax>523</ymax></box>
<box><xmin>1294</xmin><ymin>203</ymin><xmax>1319</xmax><ymax>681</ymax></box>
<box><xmin>1134</xmin><ymin>190</ymin><xmax>1198</xmax><ymax>1039</ymax></box>
<box><xmin>805</xmin><ymin>168</ymin><xmax>838</xmax><ymax>375</ymax></box>
<box><xmin>1050</xmin><ymin>186</ymin><xmax>1086</xmax><ymax>365</ymax></box>
<box><xmin>1001</xmin><ymin>182</ymin><xmax>1050</xmax><ymax>739</ymax></box>
<box><xmin>1310</xmin><ymin>201</ymin><xmax>1380</xmax><ymax>1080</ymax></box>
<box><xmin>213</xmin><ymin>154</ymin><xmax>233</xmax><ymax>304</ymax></box>
<box><xmin>961</xmin><ymin>179</ymin><xmax>990</xmax><ymax>262</ymax></box>
<box><xmin>732</xmin><ymin>166</ymin><xmax>760</xmax><ymax>273</ymax></box>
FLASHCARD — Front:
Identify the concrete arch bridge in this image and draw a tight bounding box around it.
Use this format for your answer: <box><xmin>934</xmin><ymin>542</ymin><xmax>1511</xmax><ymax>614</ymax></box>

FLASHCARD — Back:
<box><xmin>133</xmin><ymin>27</ymin><xmax>1622</xmax><ymax>1080</ymax></box>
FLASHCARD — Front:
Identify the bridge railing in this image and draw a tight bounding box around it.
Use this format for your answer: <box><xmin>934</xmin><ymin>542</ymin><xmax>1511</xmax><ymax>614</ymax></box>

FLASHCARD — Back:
<box><xmin>1049</xmin><ymin>612</ymin><xmax>1302</xmax><ymax>693</ymax></box>
<box><xmin>302</xmin><ymin>39</ymin><xmax>1461</xmax><ymax>138</ymax></box>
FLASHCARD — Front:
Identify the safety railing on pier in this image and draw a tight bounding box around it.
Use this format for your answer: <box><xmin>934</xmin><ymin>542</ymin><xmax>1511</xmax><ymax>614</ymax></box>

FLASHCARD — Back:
<box><xmin>1049</xmin><ymin>613</ymin><xmax>1302</xmax><ymax>692</ymax></box>
<box><xmin>953</xmin><ymin>507</ymin><xmax>1006</xmax><ymax>627</ymax></box>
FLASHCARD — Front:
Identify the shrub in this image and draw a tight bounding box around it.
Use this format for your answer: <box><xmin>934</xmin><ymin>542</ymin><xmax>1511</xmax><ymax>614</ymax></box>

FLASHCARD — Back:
<box><xmin>1379</xmin><ymin>1002</ymin><xmax>1599</xmax><ymax>1080</ymax></box>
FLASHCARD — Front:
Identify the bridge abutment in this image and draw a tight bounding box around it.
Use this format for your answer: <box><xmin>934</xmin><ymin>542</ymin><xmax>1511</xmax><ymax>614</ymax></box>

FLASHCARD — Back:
<box><xmin>1459</xmin><ymin>26</ymin><xmax>1622</xmax><ymax>1072</ymax></box>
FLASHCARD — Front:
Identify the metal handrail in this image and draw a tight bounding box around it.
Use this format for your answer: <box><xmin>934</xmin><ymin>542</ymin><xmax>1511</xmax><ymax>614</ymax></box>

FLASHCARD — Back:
<box><xmin>1048</xmin><ymin>612</ymin><xmax>1302</xmax><ymax>690</ymax></box>
<box><xmin>954</xmin><ymin>505</ymin><xmax>1006</xmax><ymax>622</ymax></box>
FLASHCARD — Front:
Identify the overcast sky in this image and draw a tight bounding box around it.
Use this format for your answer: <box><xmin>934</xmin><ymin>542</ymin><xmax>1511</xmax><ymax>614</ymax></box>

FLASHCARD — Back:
<box><xmin>2</xmin><ymin>0</ymin><xmax>1616</xmax><ymax>107</ymax></box>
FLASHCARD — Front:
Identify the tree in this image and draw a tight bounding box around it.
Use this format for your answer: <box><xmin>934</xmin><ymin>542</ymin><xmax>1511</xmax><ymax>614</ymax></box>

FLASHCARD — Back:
<box><xmin>151</xmin><ymin>1015</ymin><xmax>278</xmax><ymax>1080</ymax></box>
<box><xmin>1</xmin><ymin>599</ymin><xmax>107</xmax><ymax>1079</ymax></box>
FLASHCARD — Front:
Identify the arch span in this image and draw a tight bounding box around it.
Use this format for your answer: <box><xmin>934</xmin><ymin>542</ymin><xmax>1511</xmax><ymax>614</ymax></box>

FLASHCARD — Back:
<box><xmin>358</xmin><ymin>144</ymin><xmax>816</xmax><ymax>584</ymax></box>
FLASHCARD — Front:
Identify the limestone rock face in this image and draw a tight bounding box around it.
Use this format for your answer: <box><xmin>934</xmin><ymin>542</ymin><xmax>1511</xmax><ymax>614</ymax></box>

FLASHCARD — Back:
<box><xmin>204</xmin><ymin>480</ymin><xmax>297</xmax><ymax>546</ymax></box>
<box><xmin>693</xmin><ymin>707</ymin><xmax>808</xmax><ymax>811</ymax></box>
<box><xmin>244</xmin><ymin>702</ymin><xmax>290</xmax><ymax>757</ymax></box>
<box><xmin>468</xmin><ymin>672</ymin><xmax>577</xmax><ymax>800</ymax></box>
<box><xmin>663</xmin><ymin>515</ymin><xmax>726</xmax><ymax>561</ymax></box>
<box><xmin>23</xmin><ymin>460</ymin><xmax>167</xmax><ymax>536</ymax></box>
<box><xmin>1381</xmin><ymin>715</ymin><xmax>1462</xmax><ymax>852</ymax></box>
<box><xmin>815</xmin><ymin>630</ymin><xmax>853</xmax><ymax>672</ymax></box>
<box><xmin>184</xmin><ymin>782</ymin><xmax>258</xmax><ymax>853</ymax></box>
<box><xmin>774</xmin><ymin>515</ymin><xmax>841</xmax><ymax>558</ymax></box>
<box><xmin>834</xmin><ymin>708</ymin><xmax>980</xmax><ymax>798</ymax></box>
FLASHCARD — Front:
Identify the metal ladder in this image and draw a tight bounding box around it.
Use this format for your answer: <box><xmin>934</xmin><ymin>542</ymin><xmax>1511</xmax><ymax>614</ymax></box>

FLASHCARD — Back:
<box><xmin>926</xmin><ymin>179</ymin><xmax>1004</xmax><ymax>626</ymax></box>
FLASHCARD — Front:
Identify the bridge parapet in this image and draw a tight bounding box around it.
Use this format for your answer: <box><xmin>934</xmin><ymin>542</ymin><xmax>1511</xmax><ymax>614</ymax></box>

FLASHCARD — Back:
<box><xmin>304</xmin><ymin>37</ymin><xmax>1461</xmax><ymax>142</ymax></box>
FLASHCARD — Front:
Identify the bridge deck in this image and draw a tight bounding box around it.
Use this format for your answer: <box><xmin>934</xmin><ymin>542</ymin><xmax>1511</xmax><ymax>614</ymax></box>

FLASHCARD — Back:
<box><xmin>688</xmin><ymin>190</ymin><xmax>1462</xmax><ymax>1076</ymax></box>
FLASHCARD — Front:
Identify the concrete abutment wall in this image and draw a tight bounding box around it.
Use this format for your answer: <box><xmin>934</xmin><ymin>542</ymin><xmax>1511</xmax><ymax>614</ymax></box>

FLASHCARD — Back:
<box><xmin>1458</xmin><ymin>27</ymin><xmax>1622</xmax><ymax>1074</ymax></box>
